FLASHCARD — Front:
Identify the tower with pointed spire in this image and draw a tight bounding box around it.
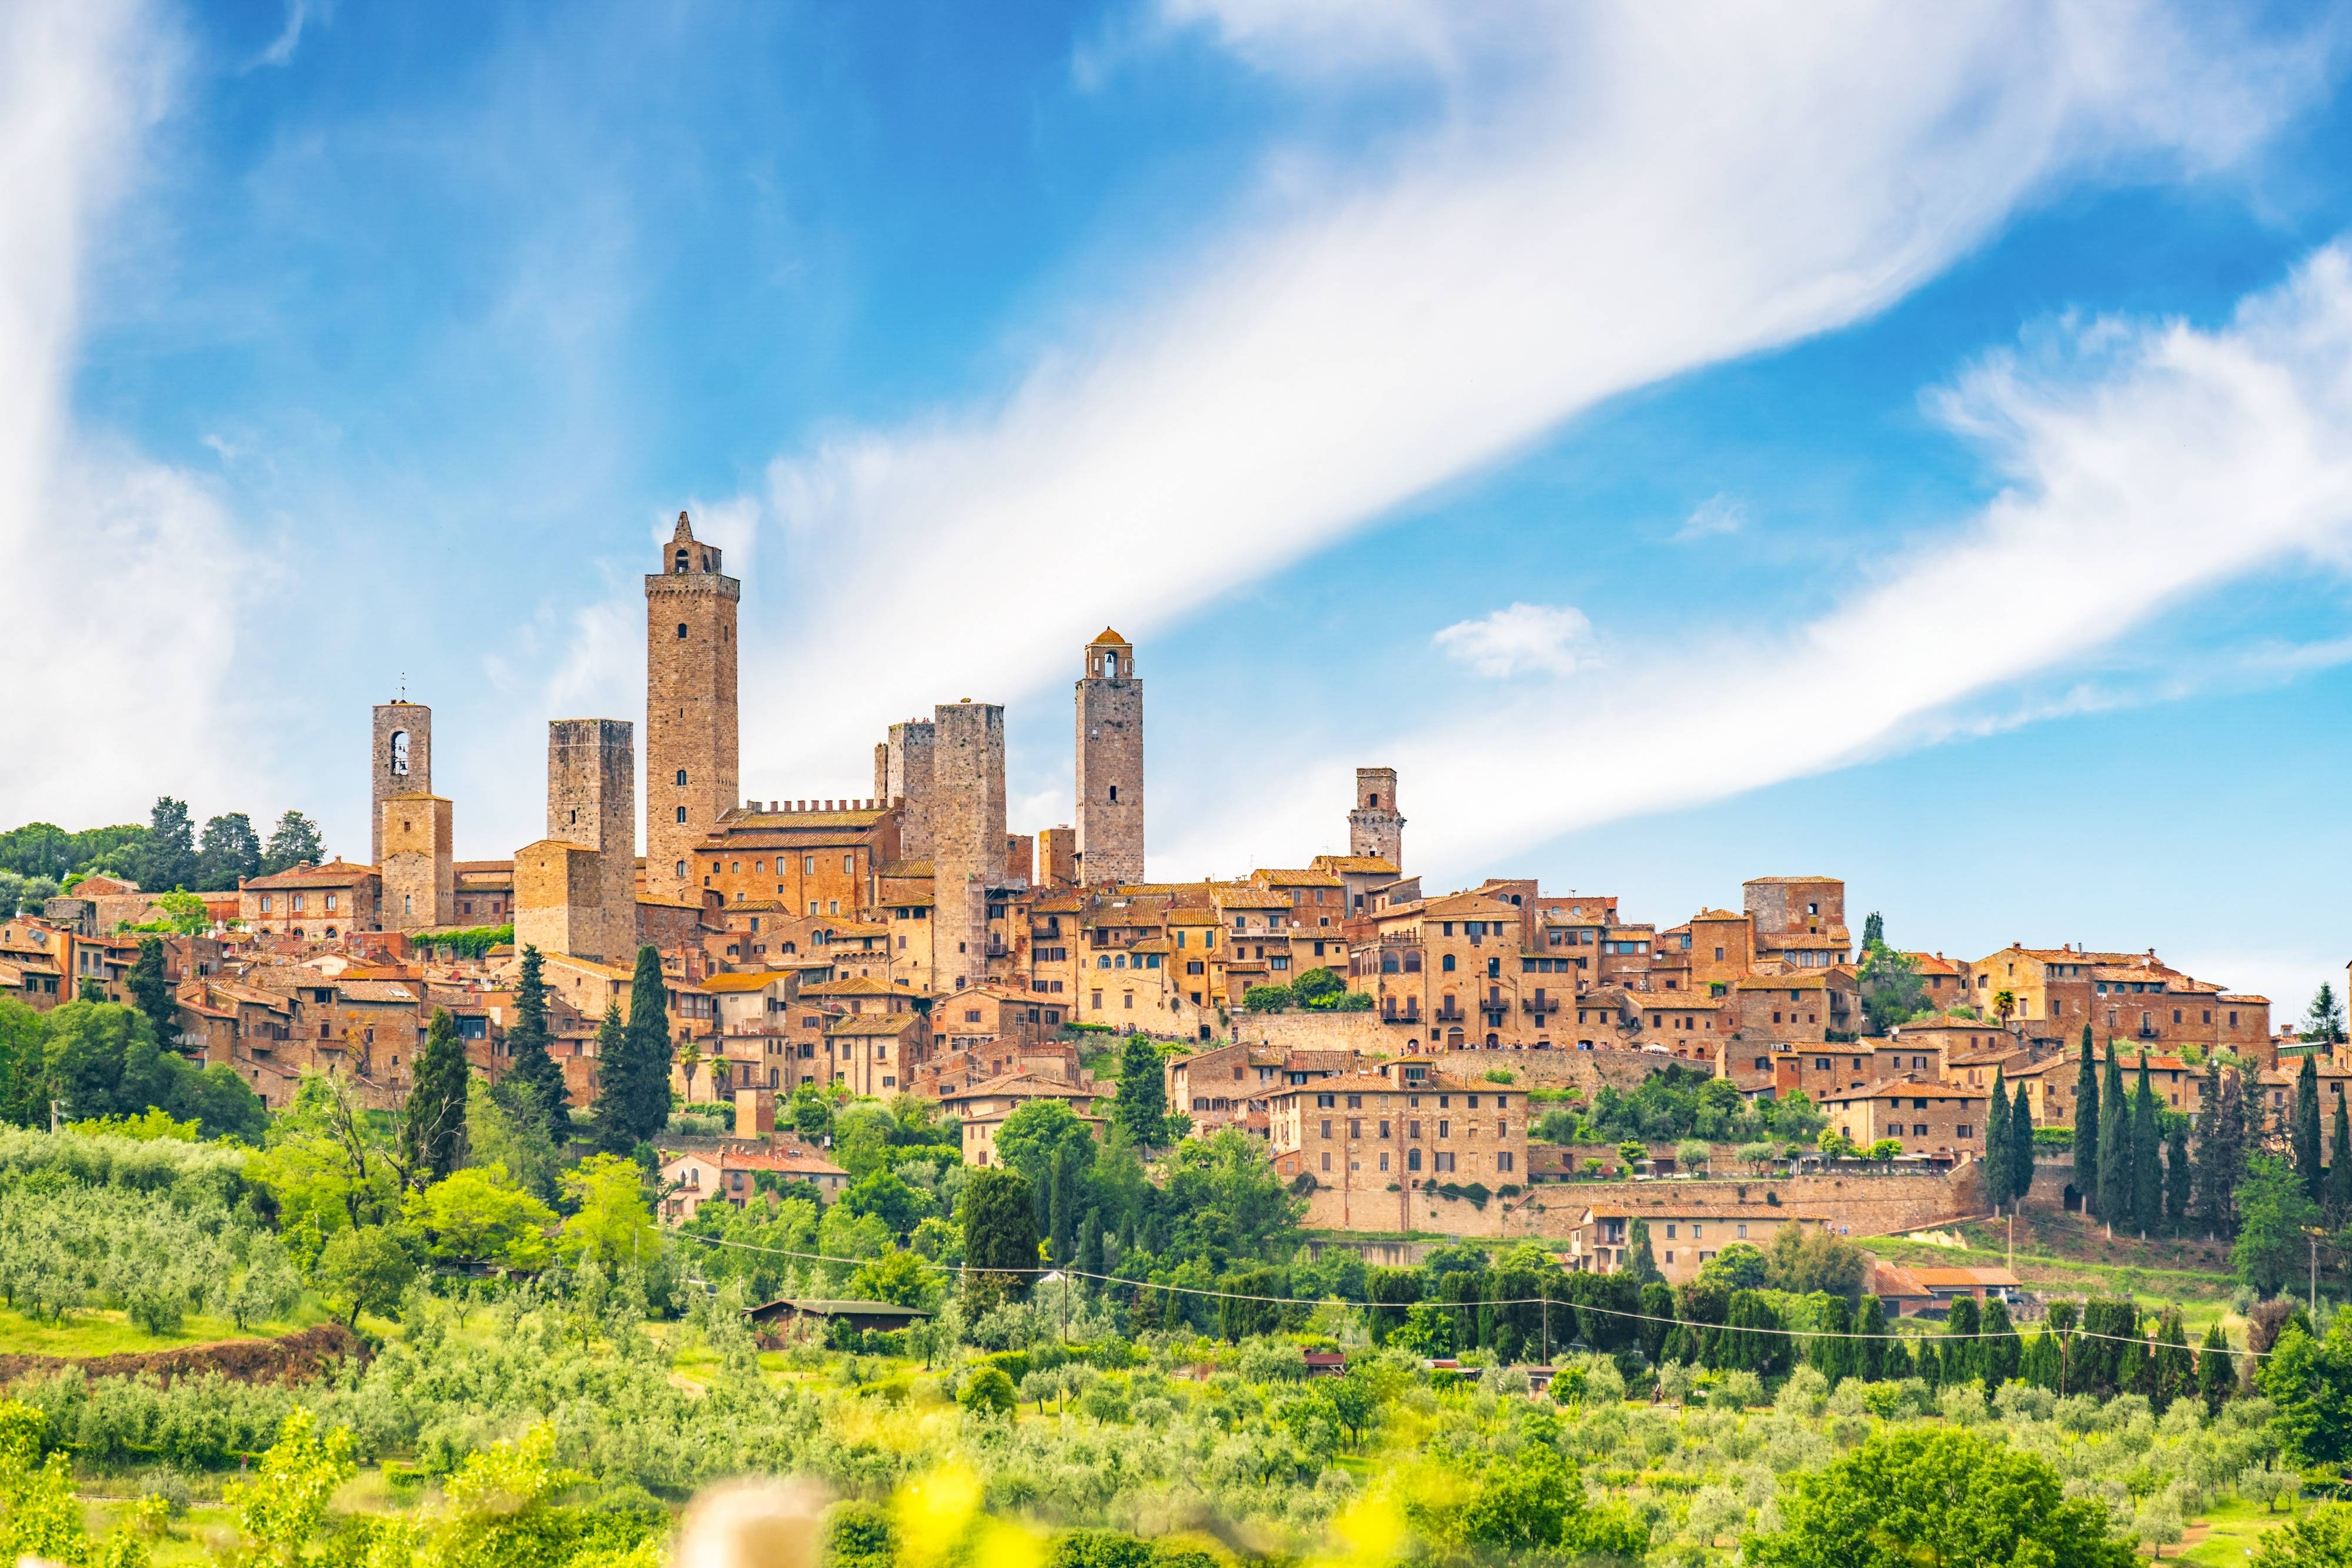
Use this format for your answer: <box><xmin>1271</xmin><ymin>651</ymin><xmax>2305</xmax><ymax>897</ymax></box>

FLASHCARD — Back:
<box><xmin>1075</xmin><ymin>628</ymin><xmax>1143</xmax><ymax>887</ymax></box>
<box><xmin>644</xmin><ymin>511</ymin><xmax>740</xmax><ymax>902</ymax></box>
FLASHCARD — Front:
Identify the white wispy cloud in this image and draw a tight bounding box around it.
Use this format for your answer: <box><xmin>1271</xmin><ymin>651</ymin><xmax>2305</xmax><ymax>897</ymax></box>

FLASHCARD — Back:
<box><xmin>245</xmin><ymin>0</ymin><xmax>315</xmax><ymax>71</ymax></box>
<box><xmin>739</xmin><ymin>1</ymin><xmax>2314</xmax><ymax>794</ymax></box>
<box><xmin>1160</xmin><ymin>242</ymin><xmax>2352</xmax><ymax>875</ymax></box>
<box><xmin>1677</xmin><ymin>493</ymin><xmax>1748</xmax><ymax>541</ymax></box>
<box><xmin>0</xmin><ymin>2</ymin><xmax>265</xmax><ymax>830</ymax></box>
<box><xmin>1432</xmin><ymin>603</ymin><xmax>1595</xmax><ymax>679</ymax></box>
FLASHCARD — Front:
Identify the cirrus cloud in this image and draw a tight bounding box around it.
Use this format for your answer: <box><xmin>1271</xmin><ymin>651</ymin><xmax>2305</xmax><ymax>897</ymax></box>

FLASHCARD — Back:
<box><xmin>1432</xmin><ymin>603</ymin><xmax>1596</xmax><ymax>678</ymax></box>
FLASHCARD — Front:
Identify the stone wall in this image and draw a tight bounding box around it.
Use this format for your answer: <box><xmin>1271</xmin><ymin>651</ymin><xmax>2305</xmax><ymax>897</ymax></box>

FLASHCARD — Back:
<box><xmin>1227</xmin><ymin>1009</ymin><xmax>1671</xmax><ymax>1094</ymax></box>
<box><xmin>1302</xmin><ymin>1168</ymin><xmax>1978</xmax><ymax>1242</ymax></box>
<box><xmin>540</xmin><ymin>716</ymin><xmax>634</xmax><ymax>962</ymax></box>
<box><xmin>380</xmin><ymin>792</ymin><xmax>453</xmax><ymax>931</ymax></box>
<box><xmin>1348</xmin><ymin>767</ymin><xmax>1402</xmax><ymax>867</ymax></box>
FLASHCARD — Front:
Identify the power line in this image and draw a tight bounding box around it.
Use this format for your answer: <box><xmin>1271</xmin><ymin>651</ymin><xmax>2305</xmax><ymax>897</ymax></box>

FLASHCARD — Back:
<box><xmin>667</xmin><ymin>1229</ymin><xmax>2276</xmax><ymax>1358</ymax></box>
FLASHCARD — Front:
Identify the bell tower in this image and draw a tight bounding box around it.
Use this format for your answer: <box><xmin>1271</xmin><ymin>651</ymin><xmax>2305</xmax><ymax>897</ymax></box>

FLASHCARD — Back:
<box><xmin>371</xmin><ymin>699</ymin><xmax>430</xmax><ymax>868</ymax></box>
<box><xmin>644</xmin><ymin>511</ymin><xmax>740</xmax><ymax>901</ymax></box>
<box><xmin>1349</xmin><ymin>767</ymin><xmax>1402</xmax><ymax>868</ymax></box>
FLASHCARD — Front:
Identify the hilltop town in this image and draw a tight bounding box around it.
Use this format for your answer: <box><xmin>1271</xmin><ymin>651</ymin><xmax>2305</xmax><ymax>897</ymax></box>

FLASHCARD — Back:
<box><xmin>6</xmin><ymin>509</ymin><xmax>2346</xmax><ymax>1281</ymax></box>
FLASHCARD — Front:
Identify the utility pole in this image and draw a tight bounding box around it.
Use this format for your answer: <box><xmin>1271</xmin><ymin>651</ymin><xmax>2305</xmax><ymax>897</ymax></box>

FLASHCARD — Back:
<box><xmin>2007</xmin><ymin>1212</ymin><xmax>2014</xmax><ymax>1276</ymax></box>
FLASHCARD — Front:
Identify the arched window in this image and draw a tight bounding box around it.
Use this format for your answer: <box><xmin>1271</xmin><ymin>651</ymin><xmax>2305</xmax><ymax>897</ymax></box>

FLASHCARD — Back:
<box><xmin>1485</xmin><ymin>1032</ymin><xmax>1499</xmax><ymax>1047</ymax></box>
<box><xmin>1487</xmin><ymin>957</ymin><xmax>1500</xmax><ymax>978</ymax></box>
<box><xmin>1441</xmin><ymin>953</ymin><xmax>1456</xmax><ymax>972</ymax></box>
<box><xmin>1368</xmin><ymin>794</ymin><xmax>1378</xmax><ymax>807</ymax></box>
<box><xmin>675</xmin><ymin>550</ymin><xmax>689</xmax><ymax>573</ymax></box>
<box><xmin>676</xmin><ymin>623</ymin><xmax>688</xmax><ymax>639</ymax></box>
<box><xmin>1381</xmin><ymin>953</ymin><xmax>1399</xmax><ymax>974</ymax></box>
<box><xmin>1406</xmin><ymin>1148</ymin><xmax>1421</xmax><ymax>1172</ymax></box>
<box><xmin>675</xmin><ymin>807</ymin><xmax>687</xmax><ymax>823</ymax></box>
<box><xmin>388</xmin><ymin>730</ymin><xmax>409</xmax><ymax>776</ymax></box>
<box><xmin>675</xmin><ymin>769</ymin><xmax>688</xmax><ymax>785</ymax></box>
<box><xmin>674</xmin><ymin>860</ymin><xmax>686</xmax><ymax>877</ymax></box>
<box><xmin>1404</xmin><ymin>951</ymin><xmax>1422</xmax><ymax>974</ymax></box>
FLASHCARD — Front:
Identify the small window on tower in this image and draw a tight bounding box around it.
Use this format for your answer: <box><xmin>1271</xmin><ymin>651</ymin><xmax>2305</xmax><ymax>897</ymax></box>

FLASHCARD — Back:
<box><xmin>675</xmin><ymin>807</ymin><xmax>687</xmax><ymax>823</ymax></box>
<box><xmin>388</xmin><ymin>730</ymin><xmax>409</xmax><ymax>775</ymax></box>
<box><xmin>1108</xmin><ymin>784</ymin><xmax>1118</xmax><ymax>803</ymax></box>
<box><xmin>676</xmin><ymin>623</ymin><xmax>688</xmax><ymax>639</ymax></box>
<box><xmin>1368</xmin><ymin>794</ymin><xmax>1378</xmax><ymax>807</ymax></box>
<box><xmin>675</xmin><ymin>769</ymin><xmax>687</xmax><ymax>786</ymax></box>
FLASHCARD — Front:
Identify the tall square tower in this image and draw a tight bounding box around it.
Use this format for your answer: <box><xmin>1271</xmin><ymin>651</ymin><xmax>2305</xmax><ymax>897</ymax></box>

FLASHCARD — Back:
<box><xmin>538</xmin><ymin>718</ymin><xmax>636</xmax><ymax>961</ymax></box>
<box><xmin>380</xmin><ymin>793</ymin><xmax>454</xmax><ymax>932</ymax></box>
<box><xmin>1348</xmin><ymin>767</ymin><xmax>1403</xmax><ymax>868</ymax></box>
<box><xmin>885</xmin><ymin>718</ymin><xmax>938</xmax><ymax>858</ymax></box>
<box><xmin>645</xmin><ymin>511</ymin><xmax>739</xmax><ymax>901</ymax></box>
<box><xmin>931</xmin><ymin>700</ymin><xmax>1005</xmax><ymax>991</ymax></box>
<box><xmin>1074</xmin><ymin>629</ymin><xmax>1143</xmax><ymax>887</ymax></box>
<box><xmin>370</xmin><ymin>700</ymin><xmax>431</xmax><ymax>868</ymax></box>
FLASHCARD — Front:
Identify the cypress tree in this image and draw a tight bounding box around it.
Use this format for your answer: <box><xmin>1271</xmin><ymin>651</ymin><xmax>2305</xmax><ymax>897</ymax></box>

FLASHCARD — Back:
<box><xmin>962</xmin><ymin>1165</ymin><xmax>1040</xmax><ymax>1312</ymax></box>
<box><xmin>2196</xmin><ymin>1322</ymin><xmax>2233</xmax><ymax>1413</ymax></box>
<box><xmin>126</xmin><ymin>936</ymin><xmax>178</xmax><ymax>1046</ymax></box>
<box><xmin>2096</xmin><ymin>1041</ymin><xmax>2129</xmax><ymax>1229</ymax></box>
<box><xmin>1856</xmin><ymin>1294</ymin><xmax>1889</xmax><ymax>1381</ymax></box>
<box><xmin>622</xmin><ymin>945</ymin><xmax>673</xmax><ymax>1148</ymax></box>
<box><xmin>1628</xmin><ymin>1219</ymin><xmax>1663</xmax><ymax>1287</ymax></box>
<box><xmin>1987</xmin><ymin>1073</ymin><xmax>2013</xmax><ymax>1210</ymax></box>
<box><xmin>1078</xmin><ymin>1207</ymin><xmax>1105</xmax><ymax>1278</ymax></box>
<box><xmin>2328</xmin><ymin>1095</ymin><xmax>2352</xmax><ymax>1223</ymax></box>
<box><xmin>2291</xmin><ymin>1052</ymin><xmax>2324</xmax><ymax>1202</ymax></box>
<box><xmin>2073</xmin><ymin>1026</ymin><xmax>2100</xmax><ymax>1213</ymax></box>
<box><xmin>1981</xmin><ymin>1296</ymin><xmax>2022</xmax><ymax>1390</ymax></box>
<box><xmin>589</xmin><ymin>1004</ymin><xmax>632</xmax><ymax>1151</ymax></box>
<box><xmin>1818</xmin><ymin>1293</ymin><xmax>1860</xmax><ymax>1385</ymax></box>
<box><xmin>2191</xmin><ymin>1058</ymin><xmax>2227</xmax><ymax>1238</ymax></box>
<box><xmin>2010</xmin><ymin>1083</ymin><xmax>2034</xmax><ymax>1203</ymax></box>
<box><xmin>1112</xmin><ymin>1033</ymin><xmax>1168</xmax><ymax>1145</ymax></box>
<box><xmin>2163</xmin><ymin>1116</ymin><xmax>2190</xmax><ymax>1232</ymax></box>
<box><xmin>2213</xmin><ymin>1068</ymin><xmax>2249</xmax><ymax>1236</ymax></box>
<box><xmin>1944</xmin><ymin>1296</ymin><xmax>1981</xmax><ymax>1387</ymax></box>
<box><xmin>402</xmin><ymin>1007</ymin><xmax>471</xmax><ymax>1182</ymax></box>
<box><xmin>2020</xmin><ymin>1327</ymin><xmax>2062</xmax><ymax>1392</ymax></box>
<box><xmin>2150</xmin><ymin>1309</ymin><xmax>2193</xmax><ymax>1412</ymax></box>
<box><xmin>2130</xmin><ymin>1054</ymin><xmax>2161</xmax><ymax>1236</ymax></box>
<box><xmin>501</xmin><ymin>945</ymin><xmax>570</xmax><ymax>1142</ymax></box>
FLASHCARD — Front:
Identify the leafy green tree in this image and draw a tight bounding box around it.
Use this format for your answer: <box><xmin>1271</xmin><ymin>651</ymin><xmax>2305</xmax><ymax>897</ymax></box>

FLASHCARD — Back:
<box><xmin>152</xmin><ymin>887</ymin><xmax>211</xmax><ymax>934</ymax></box>
<box><xmin>840</xmin><ymin>1168</ymin><xmax>930</xmax><ymax>1239</ymax></box>
<box><xmin>498</xmin><ymin>946</ymin><xmax>569</xmax><ymax>1143</ymax></box>
<box><xmin>2301</xmin><ymin>982</ymin><xmax>2348</xmax><ymax>1044</ymax></box>
<box><xmin>135</xmin><ymin>796</ymin><xmax>198</xmax><ymax>894</ymax></box>
<box><xmin>1696</xmin><ymin>1241</ymin><xmax>1769</xmax><ymax>1293</ymax></box>
<box><xmin>226</xmin><ymin>1410</ymin><xmax>359</xmax><ymax>1564</ymax></box>
<box><xmin>313</xmin><ymin>1226</ymin><xmax>417</xmax><ymax>1326</ymax></box>
<box><xmin>847</xmin><ymin>1248</ymin><xmax>937</xmax><ymax>1309</ymax></box>
<box><xmin>995</xmin><ymin>1098</ymin><xmax>1096</xmax><ymax>1193</ymax></box>
<box><xmin>2073</xmin><ymin>1026</ymin><xmax>2099</xmax><ymax>1214</ymax></box>
<box><xmin>2095</xmin><ymin>1040</ymin><xmax>2128</xmax><ymax>1227</ymax></box>
<box><xmin>2291</xmin><ymin>1052</ymin><xmax>2325</xmax><ymax>1202</ymax></box>
<box><xmin>2232</xmin><ymin>1155</ymin><xmax>2319</xmax><ymax>1298</ymax></box>
<box><xmin>2253</xmin><ymin>1503</ymin><xmax>2352</xmax><ymax>1568</ymax></box>
<box><xmin>1765</xmin><ymin>1223</ymin><xmax>1865</xmax><ymax>1302</ymax></box>
<box><xmin>126</xmin><ymin>935</ymin><xmax>177</xmax><ymax>1044</ymax></box>
<box><xmin>260</xmin><ymin>810</ymin><xmax>325</xmax><ymax>875</ymax></box>
<box><xmin>961</xmin><ymin>1166</ymin><xmax>1038</xmax><ymax>1311</ymax></box>
<box><xmin>402</xmin><ymin>1165</ymin><xmax>556</xmax><ymax>1268</ymax></box>
<box><xmin>403</xmin><ymin>1008</ymin><xmax>472</xmax><ymax>1183</ymax></box>
<box><xmin>2259</xmin><ymin>1318</ymin><xmax>2352</xmax><ymax>1468</ymax></box>
<box><xmin>1746</xmin><ymin>1426</ymin><xmax>2134</xmax><ymax>1568</ymax></box>
<box><xmin>1111</xmin><ymin>1032</ymin><xmax>1168</xmax><ymax>1145</ymax></box>
<box><xmin>2130</xmin><ymin>1054</ymin><xmax>2161</xmax><ymax>1235</ymax></box>
<box><xmin>194</xmin><ymin>811</ymin><xmax>262</xmax><ymax>891</ymax></box>
<box><xmin>1860</xmin><ymin>911</ymin><xmax>1883</xmax><ymax>947</ymax></box>
<box><xmin>1462</xmin><ymin>1446</ymin><xmax>1586</xmax><ymax>1553</ymax></box>
<box><xmin>958</xmin><ymin>1364</ymin><xmax>1015</xmax><ymax>1417</ymax></box>
<box><xmin>557</xmin><ymin>1153</ymin><xmax>659</xmax><ymax>1267</ymax></box>
<box><xmin>1857</xmin><ymin>945</ymin><xmax>1926</xmax><ymax>1034</ymax></box>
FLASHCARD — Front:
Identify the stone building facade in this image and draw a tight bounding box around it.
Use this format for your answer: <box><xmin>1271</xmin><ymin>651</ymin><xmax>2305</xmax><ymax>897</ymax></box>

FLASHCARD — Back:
<box><xmin>1074</xmin><ymin>629</ymin><xmax>1144</xmax><ymax>887</ymax></box>
<box><xmin>644</xmin><ymin>512</ymin><xmax>739</xmax><ymax>902</ymax></box>
<box><xmin>239</xmin><ymin>862</ymin><xmax>383</xmax><ymax>941</ymax></box>
<box><xmin>1348</xmin><ymin>768</ymin><xmax>1403</xmax><ymax>868</ymax></box>
<box><xmin>930</xmin><ymin>700</ymin><xmax>1006</xmax><ymax>991</ymax></box>
<box><xmin>1265</xmin><ymin>1057</ymin><xmax>1527</xmax><ymax>1231</ymax></box>
<box><xmin>380</xmin><ymin>792</ymin><xmax>454</xmax><ymax>932</ymax></box>
<box><xmin>370</xmin><ymin>699</ymin><xmax>431</xmax><ymax>869</ymax></box>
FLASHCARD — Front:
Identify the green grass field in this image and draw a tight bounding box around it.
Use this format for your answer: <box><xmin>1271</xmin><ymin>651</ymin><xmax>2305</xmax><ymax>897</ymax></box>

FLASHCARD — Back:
<box><xmin>2181</xmin><ymin>1495</ymin><xmax>2297</xmax><ymax>1566</ymax></box>
<box><xmin>0</xmin><ymin>1302</ymin><xmax>325</xmax><ymax>1359</ymax></box>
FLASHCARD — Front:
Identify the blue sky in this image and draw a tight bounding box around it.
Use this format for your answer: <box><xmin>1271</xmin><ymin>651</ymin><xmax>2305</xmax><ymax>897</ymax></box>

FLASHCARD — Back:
<box><xmin>6</xmin><ymin>1</ymin><xmax>2352</xmax><ymax>1011</ymax></box>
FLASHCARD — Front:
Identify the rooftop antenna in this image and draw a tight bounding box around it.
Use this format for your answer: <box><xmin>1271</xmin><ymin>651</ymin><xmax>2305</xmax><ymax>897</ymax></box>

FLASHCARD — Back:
<box><xmin>397</xmin><ymin>671</ymin><xmax>407</xmax><ymax>701</ymax></box>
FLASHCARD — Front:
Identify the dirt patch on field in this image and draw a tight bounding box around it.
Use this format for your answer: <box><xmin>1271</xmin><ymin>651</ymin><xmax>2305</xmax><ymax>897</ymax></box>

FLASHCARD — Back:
<box><xmin>0</xmin><ymin>1322</ymin><xmax>368</xmax><ymax>1388</ymax></box>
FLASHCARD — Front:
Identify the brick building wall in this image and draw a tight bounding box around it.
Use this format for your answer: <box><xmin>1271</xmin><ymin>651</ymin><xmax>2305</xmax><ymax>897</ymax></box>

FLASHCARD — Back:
<box><xmin>644</xmin><ymin>512</ymin><xmax>739</xmax><ymax>903</ymax></box>
<box><xmin>1348</xmin><ymin>768</ymin><xmax>1403</xmax><ymax>867</ymax></box>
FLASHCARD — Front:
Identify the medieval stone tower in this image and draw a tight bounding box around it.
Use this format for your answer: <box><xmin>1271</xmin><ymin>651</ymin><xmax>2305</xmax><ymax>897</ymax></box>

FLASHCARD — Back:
<box><xmin>1349</xmin><ymin>767</ymin><xmax>1403</xmax><ymax>867</ymax></box>
<box><xmin>1075</xmin><ymin>628</ymin><xmax>1144</xmax><ymax>887</ymax></box>
<box><xmin>516</xmin><ymin>719</ymin><xmax>636</xmax><ymax>962</ymax></box>
<box><xmin>381</xmin><ymin>793</ymin><xmax>454</xmax><ymax>932</ymax></box>
<box><xmin>931</xmin><ymin>700</ymin><xmax>1005</xmax><ymax>991</ymax></box>
<box><xmin>644</xmin><ymin>511</ymin><xmax>739</xmax><ymax>902</ymax></box>
<box><xmin>370</xmin><ymin>700</ymin><xmax>431</xmax><ymax>868</ymax></box>
<box><xmin>885</xmin><ymin>718</ymin><xmax>938</xmax><ymax>858</ymax></box>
